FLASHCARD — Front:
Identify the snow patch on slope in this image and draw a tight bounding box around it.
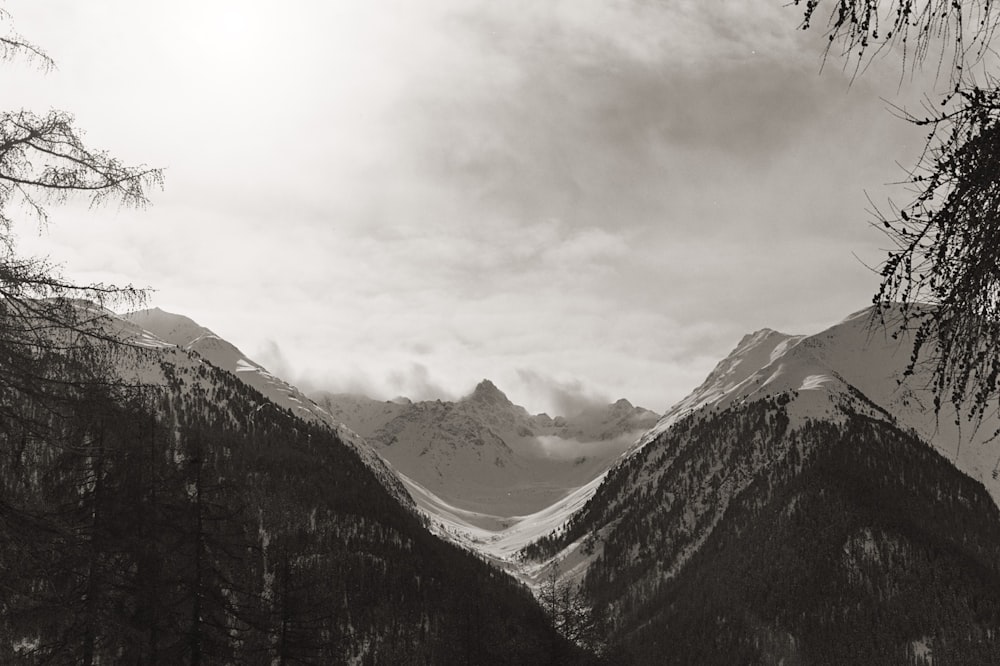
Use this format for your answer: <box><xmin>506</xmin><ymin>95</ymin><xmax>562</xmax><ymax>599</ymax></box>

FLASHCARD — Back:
<box><xmin>638</xmin><ymin>305</ymin><xmax>1000</xmax><ymax>506</ymax></box>
<box><xmin>119</xmin><ymin>308</ymin><xmax>413</xmax><ymax>507</ymax></box>
<box><xmin>399</xmin><ymin>463</ymin><xmax>608</xmax><ymax>587</ymax></box>
<box><xmin>799</xmin><ymin>374</ymin><xmax>833</xmax><ymax>391</ymax></box>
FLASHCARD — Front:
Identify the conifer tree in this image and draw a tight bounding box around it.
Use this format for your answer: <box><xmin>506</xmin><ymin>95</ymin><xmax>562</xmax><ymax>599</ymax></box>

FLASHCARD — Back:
<box><xmin>0</xmin><ymin>11</ymin><xmax>162</xmax><ymax>661</ymax></box>
<box><xmin>0</xmin><ymin>7</ymin><xmax>162</xmax><ymax>424</ymax></box>
<box><xmin>795</xmin><ymin>0</ymin><xmax>1000</xmax><ymax>420</ymax></box>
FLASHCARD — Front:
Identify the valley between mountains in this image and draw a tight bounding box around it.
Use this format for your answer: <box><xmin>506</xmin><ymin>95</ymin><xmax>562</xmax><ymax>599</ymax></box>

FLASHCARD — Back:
<box><xmin>127</xmin><ymin>303</ymin><xmax>1000</xmax><ymax>664</ymax></box>
<box><xmin>130</xmin><ymin>307</ymin><xmax>663</xmax><ymax>575</ymax></box>
<box><xmin>5</xmin><ymin>301</ymin><xmax>1000</xmax><ymax>663</ymax></box>
<box><xmin>125</xmin><ymin>306</ymin><xmax>1000</xmax><ymax>572</ymax></box>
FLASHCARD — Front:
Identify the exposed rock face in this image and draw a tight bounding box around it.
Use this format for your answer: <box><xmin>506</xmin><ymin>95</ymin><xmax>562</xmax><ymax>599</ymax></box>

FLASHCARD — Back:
<box><xmin>316</xmin><ymin>381</ymin><xmax>660</xmax><ymax>519</ymax></box>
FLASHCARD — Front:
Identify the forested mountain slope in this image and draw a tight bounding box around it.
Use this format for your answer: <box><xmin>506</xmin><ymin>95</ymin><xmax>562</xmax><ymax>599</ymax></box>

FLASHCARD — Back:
<box><xmin>527</xmin><ymin>391</ymin><xmax>1000</xmax><ymax>663</ymax></box>
<box><xmin>0</xmin><ymin>305</ymin><xmax>585</xmax><ymax>664</ymax></box>
<box><xmin>123</xmin><ymin>307</ymin><xmax>412</xmax><ymax>507</ymax></box>
<box><xmin>522</xmin><ymin>308</ymin><xmax>1000</xmax><ymax>664</ymax></box>
<box><xmin>625</xmin><ymin>412</ymin><xmax>1000</xmax><ymax>664</ymax></box>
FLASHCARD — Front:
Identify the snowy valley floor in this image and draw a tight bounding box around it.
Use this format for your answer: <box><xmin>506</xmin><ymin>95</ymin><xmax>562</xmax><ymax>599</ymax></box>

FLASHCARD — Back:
<box><xmin>395</xmin><ymin>468</ymin><xmax>605</xmax><ymax>587</ymax></box>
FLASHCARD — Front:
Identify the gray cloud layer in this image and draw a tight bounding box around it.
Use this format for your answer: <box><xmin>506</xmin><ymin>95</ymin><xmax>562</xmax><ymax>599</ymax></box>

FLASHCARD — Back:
<box><xmin>2</xmin><ymin>1</ymin><xmax>934</xmax><ymax>414</ymax></box>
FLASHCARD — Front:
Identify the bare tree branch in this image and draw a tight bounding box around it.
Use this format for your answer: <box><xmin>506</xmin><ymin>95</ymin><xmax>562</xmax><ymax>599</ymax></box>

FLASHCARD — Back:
<box><xmin>795</xmin><ymin>0</ymin><xmax>1000</xmax><ymax>85</ymax></box>
<box><xmin>797</xmin><ymin>2</ymin><xmax>1000</xmax><ymax>421</ymax></box>
<box><xmin>0</xmin><ymin>7</ymin><xmax>163</xmax><ymax>440</ymax></box>
<box><xmin>0</xmin><ymin>9</ymin><xmax>55</xmax><ymax>71</ymax></box>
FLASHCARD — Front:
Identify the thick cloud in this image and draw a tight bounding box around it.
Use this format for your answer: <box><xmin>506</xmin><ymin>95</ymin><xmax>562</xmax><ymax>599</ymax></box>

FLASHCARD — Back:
<box><xmin>0</xmin><ymin>1</ymin><xmax>934</xmax><ymax>414</ymax></box>
<box><xmin>515</xmin><ymin>369</ymin><xmax>611</xmax><ymax>417</ymax></box>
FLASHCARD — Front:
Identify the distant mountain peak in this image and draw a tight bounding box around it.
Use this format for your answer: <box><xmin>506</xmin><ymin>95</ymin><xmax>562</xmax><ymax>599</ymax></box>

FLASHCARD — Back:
<box><xmin>468</xmin><ymin>379</ymin><xmax>511</xmax><ymax>405</ymax></box>
<box><xmin>734</xmin><ymin>327</ymin><xmax>787</xmax><ymax>351</ymax></box>
<box><xmin>126</xmin><ymin>307</ymin><xmax>215</xmax><ymax>349</ymax></box>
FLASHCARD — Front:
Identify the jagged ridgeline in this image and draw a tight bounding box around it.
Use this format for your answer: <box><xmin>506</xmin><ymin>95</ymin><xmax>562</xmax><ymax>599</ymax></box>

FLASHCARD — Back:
<box><xmin>525</xmin><ymin>393</ymin><xmax>1000</xmax><ymax>664</ymax></box>
<box><xmin>0</xmin><ymin>310</ymin><xmax>582</xmax><ymax>664</ymax></box>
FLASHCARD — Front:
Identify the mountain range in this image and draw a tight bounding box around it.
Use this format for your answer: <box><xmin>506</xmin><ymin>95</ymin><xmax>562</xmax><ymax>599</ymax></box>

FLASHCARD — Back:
<box><xmin>315</xmin><ymin>382</ymin><xmax>659</xmax><ymax>522</ymax></box>
<box><xmin>0</xmin><ymin>304</ymin><xmax>586</xmax><ymax>663</ymax></box>
<box><xmin>113</xmin><ymin>304</ymin><xmax>1000</xmax><ymax>663</ymax></box>
<box><xmin>522</xmin><ymin>305</ymin><xmax>1000</xmax><ymax>663</ymax></box>
<box><xmin>6</xmin><ymin>300</ymin><xmax>1000</xmax><ymax>663</ymax></box>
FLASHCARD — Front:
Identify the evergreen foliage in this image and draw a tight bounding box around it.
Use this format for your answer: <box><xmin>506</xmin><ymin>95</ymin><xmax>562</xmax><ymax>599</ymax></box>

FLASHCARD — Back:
<box><xmin>527</xmin><ymin>397</ymin><xmax>1000</xmax><ymax>664</ymax></box>
<box><xmin>0</xmin><ymin>347</ymin><xmax>580</xmax><ymax>663</ymax></box>
<box><xmin>616</xmin><ymin>412</ymin><xmax>1000</xmax><ymax>664</ymax></box>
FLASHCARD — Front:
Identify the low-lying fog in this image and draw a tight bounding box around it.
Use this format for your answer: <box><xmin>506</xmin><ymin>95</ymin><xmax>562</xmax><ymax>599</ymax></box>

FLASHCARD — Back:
<box><xmin>530</xmin><ymin>430</ymin><xmax>645</xmax><ymax>461</ymax></box>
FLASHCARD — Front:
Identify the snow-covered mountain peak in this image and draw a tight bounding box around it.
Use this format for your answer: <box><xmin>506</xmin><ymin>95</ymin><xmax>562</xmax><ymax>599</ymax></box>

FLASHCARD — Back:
<box><xmin>118</xmin><ymin>309</ymin><xmax>416</xmax><ymax>502</ymax></box>
<box><xmin>735</xmin><ymin>326</ymin><xmax>778</xmax><ymax>346</ymax></box>
<box><xmin>611</xmin><ymin>398</ymin><xmax>634</xmax><ymax>411</ymax></box>
<box><xmin>638</xmin><ymin>326</ymin><xmax>807</xmax><ymax>442</ymax></box>
<box><xmin>637</xmin><ymin>303</ymin><xmax>1000</xmax><ymax>505</ymax></box>
<box><xmin>703</xmin><ymin>327</ymin><xmax>802</xmax><ymax>395</ymax></box>
<box><xmin>734</xmin><ymin>327</ymin><xmax>800</xmax><ymax>365</ymax></box>
<box><xmin>466</xmin><ymin>378</ymin><xmax>513</xmax><ymax>407</ymax></box>
<box><xmin>126</xmin><ymin>308</ymin><xmax>216</xmax><ymax>350</ymax></box>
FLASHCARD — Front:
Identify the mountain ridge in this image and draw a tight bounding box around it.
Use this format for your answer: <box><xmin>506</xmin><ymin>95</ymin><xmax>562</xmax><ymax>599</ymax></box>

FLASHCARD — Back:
<box><xmin>637</xmin><ymin>304</ymin><xmax>1000</xmax><ymax>503</ymax></box>
<box><xmin>315</xmin><ymin>380</ymin><xmax>659</xmax><ymax>520</ymax></box>
<box><xmin>517</xmin><ymin>303</ymin><xmax>1000</xmax><ymax>662</ymax></box>
<box><xmin>121</xmin><ymin>307</ymin><xmax>414</xmax><ymax>507</ymax></box>
<box><xmin>0</xmin><ymin>301</ymin><xmax>585</xmax><ymax>663</ymax></box>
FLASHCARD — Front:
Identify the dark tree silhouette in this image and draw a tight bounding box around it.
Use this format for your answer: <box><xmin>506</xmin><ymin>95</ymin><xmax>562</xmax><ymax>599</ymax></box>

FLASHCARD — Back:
<box><xmin>0</xmin><ymin>10</ymin><xmax>163</xmax><ymax>662</ymax></box>
<box><xmin>796</xmin><ymin>0</ymin><xmax>999</xmax><ymax>81</ymax></box>
<box><xmin>796</xmin><ymin>0</ymin><xmax>1000</xmax><ymax>421</ymax></box>
<box><xmin>539</xmin><ymin>564</ymin><xmax>605</xmax><ymax>657</ymax></box>
<box><xmin>1</xmin><ymin>10</ymin><xmax>162</xmax><ymax>231</ymax></box>
<box><xmin>0</xmin><ymin>8</ymin><xmax>162</xmax><ymax>443</ymax></box>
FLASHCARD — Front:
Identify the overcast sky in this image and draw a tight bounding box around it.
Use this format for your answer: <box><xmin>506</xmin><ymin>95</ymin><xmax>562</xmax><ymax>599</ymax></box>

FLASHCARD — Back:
<box><xmin>2</xmin><ymin>1</ymin><xmax>937</xmax><ymax>415</ymax></box>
